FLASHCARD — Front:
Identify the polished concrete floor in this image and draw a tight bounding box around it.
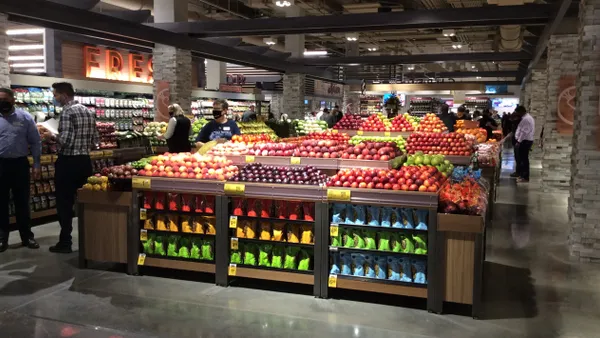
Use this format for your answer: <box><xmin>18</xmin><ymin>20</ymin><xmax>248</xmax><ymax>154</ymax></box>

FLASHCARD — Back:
<box><xmin>1</xmin><ymin>151</ymin><xmax>599</xmax><ymax>338</ymax></box>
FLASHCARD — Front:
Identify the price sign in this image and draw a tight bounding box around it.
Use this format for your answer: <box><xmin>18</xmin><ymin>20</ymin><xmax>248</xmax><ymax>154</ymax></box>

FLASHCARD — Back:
<box><xmin>331</xmin><ymin>129</ymin><xmax>339</xmax><ymax>134</ymax></box>
<box><xmin>139</xmin><ymin>208</ymin><xmax>147</xmax><ymax>220</ymax></box>
<box><xmin>224</xmin><ymin>183</ymin><xmax>245</xmax><ymax>195</ymax></box>
<box><xmin>27</xmin><ymin>157</ymin><xmax>34</xmax><ymax>165</ymax></box>
<box><xmin>384</xmin><ymin>131</ymin><xmax>391</xmax><ymax>137</ymax></box>
<box><xmin>137</xmin><ymin>253</ymin><xmax>146</xmax><ymax>265</ymax></box>
<box><xmin>230</xmin><ymin>238</ymin><xmax>239</xmax><ymax>250</ymax></box>
<box><xmin>229</xmin><ymin>216</ymin><xmax>238</xmax><ymax>228</ymax></box>
<box><xmin>245</xmin><ymin>155</ymin><xmax>255</xmax><ymax>163</ymax></box>
<box><xmin>357</xmin><ymin>130</ymin><xmax>364</xmax><ymax>135</ymax></box>
<box><xmin>327</xmin><ymin>189</ymin><xmax>351</xmax><ymax>201</ymax></box>
<box><xmin>328</xmin><ymin>274</ymin><xmax>338</xmax><ymax>288</ymax></box>
<box><xmin>132</xmin><ymin>177</ymin><xmax>151</xmax><ymax>189</ymax></box>
<box><xmin>103</xmin><ymin>150</ymin><xmax>114</xmax><ymax>157</ymax></box>
<box><xmin>89</xmin><ymin>151</ymin><xmax>102</xmax><ymax>159</ymax></box>
<box><xmin>140</xmin><ymin>229</ymin><xmax>148</xmax><ymax>241</ymax></box>
<box><xmin>290</xmin><ymin>157</ymin><xmax>301</xmax><ymax>165</ymax></box>
<box><xmin>151</xmin><ymin>146</ymin><xmax>157</xmax><ymax>154</ymax></box>
<box><xmin>228</xmin><ymin>263</ymin><xmax>237</xmax><ymax>276</ymax></box>
<box><xmin>330</xmin><ymin>225</ymin><xmax>339</xmax><ymax>237</ymax></box>
<box><xmin>40</xmin><ymin>155</ymin><xmax>52</xmax><ymax>164</ymax></box>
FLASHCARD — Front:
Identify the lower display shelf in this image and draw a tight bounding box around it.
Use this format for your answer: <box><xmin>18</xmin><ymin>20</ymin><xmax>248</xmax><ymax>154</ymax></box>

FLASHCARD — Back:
<box><xmin>143</xmin><ymin>229</ymin><xmax>216</xmax><ymax>238</ymax></box>
<box><xmin>332</xmin><ymin>274</ymin><xmax>427</xmax><ymax>298</ymax></box>
<box><xmin>236</xmin><ymin>237</ymin><xmax>314</xmax><ymax>248</ymax></box>
<box><xmin>232</xmin><ymin>265</ymin><xmax>314</xmax><ymax>285</ymax></box>
<box><xmin>10</xmin><ymin>208</ymin><xmax>56</xmax><ymax>224</ymax></box>
<box><xmin>143</xmin><ymin>256</ymin><xmax>216</xmax><ymax>273</ymax></box>
<box><xmin>234</xmin><ymin>215</ymin><xmax>314</xmax><ymax>225</ymax></box>
<box><xmin>330</xmin><ymin>246</ymin><xmax>427</xmax><ymax>258</ymax></box>
<box><xmin>331</xmin><ymin>223</ymin><xmax>428</xmax><ymax>234</ymax></box>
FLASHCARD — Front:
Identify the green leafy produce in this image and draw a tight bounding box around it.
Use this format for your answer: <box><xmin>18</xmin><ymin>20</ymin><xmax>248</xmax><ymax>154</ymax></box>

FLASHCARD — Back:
<box><xmin>190</xmin><ymin>238</ymin><xmax>201</xmax><ymax>259</ymax></box>
<box><xmin>167</xmin><ymin>236</ymin><xmax>178</xmax><ymax>257</ymax></box>
<box><xmin>178</xmin><ymin>237</ymin><xmax>190</xmax><ymax>258</ymax></box>
<box><xmin>201</xmin><ymin>240</ymin><xmax>214</xmax><ymax>260</ymax></box>
<box><xmin>298</xmin><ymin>249</ymin><xmax>311</xmax><ymax>271</ymax></box>
<box><xmin>258</xmin><ymin>244</ymin><xmax>272</xmax><ymax>267</ymax></box>
<box><xmin>142</xmin><ymin>234</ymin><xmax>154</xmax><ymax>254</ymax></box>
<box><xmin>243</xmin><ymin>244</ymin><xmax>257</xmax><ymax>266</ymax></box>
<box><xmin>154</xmin><ymin>236</ymin><xmax>166</xmax><ymax>256</ymax></box>
<box><xmin>230</xmin><ymin>251</ymin><xmax>242</xmax><ymax>264</ymax></box>
<box><xmin>271</xmin><ymin>245</ymin><xmax>284</xmax><ymax>268</ymax></box>
<box><xmin>284</xmin><ymin>247</ymin><xmax>301</xmax><ymax>270</ymax></box>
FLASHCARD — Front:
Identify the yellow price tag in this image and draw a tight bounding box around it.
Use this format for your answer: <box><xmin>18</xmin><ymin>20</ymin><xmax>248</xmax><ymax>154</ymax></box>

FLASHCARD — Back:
<box><xmin>290</xmin><ymin>157</ymin><xmax>301</xmax><ymax>165</ymax></box>
<box><xmin>228</xmin><ymin>263</ymin><xmax>237</xmax><ymax>276</ymax></box>
<box><xmin>330</xmin><ymin>225</ymin><xmax>339</xmax><ymax>237</ymax></box>
<box><xmin>140</xmin><ymin>229</ymin><xmax>148</xmax><ymax>241</ymax></box>
<box><xmin>245</xmin><ymin>155</ymin><xmax>255</xmax><ymax>163</ymax></box>
<box><xmin>137</xmin><ymin>253</ymin><xmax>146</xmax><ymax>265</ymax></box>
<box><xmin>140</xmin><ymin>208</ymin><xmax>147</xmax><ymax>220</ymax></box>
<box><xmin>327</xmin><ymin>189</ymin><xmax>351</xmax><ymax>201</ymax></box>
<box><xmin>230</xmin><ymin>238</ymin><xmax>239</xmax><ymax>250</ymax></box>
<box><xmin>384</xmin><ymin>131</ymin><xmax>391</xmax><ymax>137</ymax></box>
<box><xmin>328</xmin><ymin>274</ymin><xmax>338</xmax><ymax>288</ymax></box>
<box><xmin>132</xmin><ymin>177</ymin><xmax>151</xmax><ymax>189</ymax></box>
<box><xmin>40</xmin><ymin>155</ymin><xmax>52</xmax><ymax>163</ymax></box>
<box><xmin>224</xmin><ymin>183</ymin><xmax>245</xmax><ymax>195</ymax></box>
<box><xmin>27</xmin><ymin>156</ymin><xmax>34</xmax><ymax>165</ymax></box>
<box><xmin>331</xmin><ymin>129</ymin><xmax>338</xmax><ymax>134</ymax></box>
<box><xmin>151</xmin><ymin>146</ymin><xmax>157</xmax><ymax>154</ymax></box>
<box><xmin>357</xmin><ymin>130</ymin><xmax>364</xmax><ymax>135</ymax></box>
<box><xmin>229</xmin><ymin>216</ymin><xmax>238</xmax><ymax>228</ymax></box>
<box><xmin>103</xmin><ymin>150</ymin><xmax>114</xmax><ymax>157</ymax></box>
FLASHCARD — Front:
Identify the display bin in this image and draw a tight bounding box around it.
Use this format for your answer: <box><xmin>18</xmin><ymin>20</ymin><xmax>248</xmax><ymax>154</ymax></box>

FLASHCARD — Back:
<box><xmin>436</xmin><ymin>213</ymin><xmax>485</xmax><ymax>318</ymax></box>
<box><xmin>77</xmin><ymin>190</ymin><xmax>135</xmax><ymax>272</ymax></box>
<box><xmin>332</xmin><ymin>130</ymin><xmax>412</xmax><ymax>138</ymax></box>
<box><xmin>226</xmin><ymin>155</ymin><xmax>396</xmax><ymax>170</ymax></box>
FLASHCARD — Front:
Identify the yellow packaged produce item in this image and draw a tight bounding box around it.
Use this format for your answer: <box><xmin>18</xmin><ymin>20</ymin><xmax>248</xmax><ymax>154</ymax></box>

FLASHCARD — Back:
<box><xmin>193</xmin><ymin>218</ymin><xmax>204</xmax><ymax>234</ymax></box>
<box><xmin>244</xmin><ymin>220</ymin><xmax>257</xmax><ymax>239</ymax></box>
<box><xmin>181</xmin><ymin>216</ymin><xmax>192</xmax><ymax>233</ymax></box>
<box><xmin>156</xmin><ymin>215</ymin><xmax>168</xmax><ymax>231</ymax></box>
<box><xmin>143</xmin><ymin>218</ymin><xmax>154</xmax><ymax>230</ymax></box>
<box><xmin>168</xmin><ymin>215</ymin><xmax>179</xmax><ymax>232</ymax></box>
<box><xmin>236</xmin><ymin>221</ymin><xmax>246</xmax><ymax>238</ymax></box>
<box><xmin>287</xmin><ymin>224</ymin><xmax>300</xmax><ymax>243</ymax></box>
<box><xmin>259</xmin><ymin>222</ymin><xmax>271</xmax><ymax>241</ymax></box>
<box><xmin>205</xmin><ymin>216</ymin><xmax>217</xmax><ymax>235</ymax></box>
<box><xmin>300</xmin><ymin>225</ymin><xmax>313</xmax><ymax>244</ymax></box>
<box><xmin>272</xmin><ymin>222</ymin><xmax>285</xmax><ymax>242</ymax></box>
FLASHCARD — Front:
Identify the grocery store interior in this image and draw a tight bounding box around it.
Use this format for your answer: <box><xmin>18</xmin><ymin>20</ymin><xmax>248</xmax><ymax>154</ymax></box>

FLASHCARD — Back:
<box><xmin>1</xmin><ymin>0</ymin><xmax>599</xmax><ymax>337</ymax></box>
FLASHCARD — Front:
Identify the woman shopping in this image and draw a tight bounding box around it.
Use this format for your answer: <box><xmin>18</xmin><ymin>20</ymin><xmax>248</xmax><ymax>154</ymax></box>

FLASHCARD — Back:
<box><xmin>164</xmin><ymin>103</ymin><xmax>192</xmax><ymax>153</ymax></box>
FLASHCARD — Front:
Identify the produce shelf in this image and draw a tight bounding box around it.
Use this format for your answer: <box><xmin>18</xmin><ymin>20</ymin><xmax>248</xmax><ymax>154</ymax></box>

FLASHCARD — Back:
<box><xmin>337</xmin><ymin>158</ymin><xmax>395</xmax><ymax>169</ymax></box>
<box><xmin>330</xmin><ymin>246</ymin><xmax>427</xmax><ymax>259</ymax></box>
<box><xmin>225</xmin><ymin>181</ymin><xmax>324</xmax><ymax>201</ymax></box>
<box><xmin>235</xmin><ymin>237</ymin><xmax>314</xmax><ymax>248</ymax></box>
<box><xmin>144</xmin><ymin>209</ymin><xmax>216</xmax><ymax>217</ymax></box>
<box><xmin>445</xmin><ymin>155</ymin><xmax>471</xmax><ymax>166</ymax></box>
<box><xmin>134</xmin><ymin>177</ymin><xmax>225</xmax><ymax>194</ymax></box>
<box><xmin>143</xmin><ymin>256</ymin><xmax>216</xmax><ymax>273</ymax></box>
<box><xmin>143</xmin><ymin>229</ymin><xmax>216</xmax><ymax>238</ymax></box>
<box><xmin>227</xmin><ymin>155</ymin><xmax>339</xmax><ymax>170</ymax></box>
<box><xmin>332</xmin><ymin>130</ymin><xmax>412</xmax><ymax>138</ymax></box>
<box><xmin>325</xmin><ymin>187</ymin><xmax>438</xmax><ymax>208</ymax></box>
<box><xmin>10</xmin><ymin>208</ymin><xmax>56</xmax><ymax>224</ymax></box>
<box><xmin>233</xmin><ymin>266</ymin><xmax>314</xmax><ymax>285</ymax></box>
<box><xmin>233</xmin><ymin>215</ymin><xmax>314</xmax><ymax>225</ymax></box>
<box><xmin>332</xmin><ymin>274</ymin><xmax>427</xmax><ymax>298</ymax></box>
<box><xmin>330</xmin><ymin>223</ymin><xmax>428</xmax><ymax>234</ymax></box>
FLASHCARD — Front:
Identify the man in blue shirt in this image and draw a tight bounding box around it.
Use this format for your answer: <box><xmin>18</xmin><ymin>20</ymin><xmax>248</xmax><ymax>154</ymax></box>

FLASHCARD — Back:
<box><xmin>0</xmin><ymin>88</ymin><xmax>41</xmax><ymax>252</ymax></box>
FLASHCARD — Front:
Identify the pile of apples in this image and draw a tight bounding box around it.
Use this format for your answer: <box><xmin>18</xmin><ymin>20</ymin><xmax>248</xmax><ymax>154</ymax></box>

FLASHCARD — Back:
<box><xmin>207</xmin><ymin>142</ymin><xmax>250</xmax><ymax>156</ymax></box>
<box><xmin>340</xmin><ymin>141</ymin><xmax>400</xmax><ymax>161</ymax></box>
<box><xmin>415</xmin><ymin>113</ymin><xmax>447</xmax><ymax>133</ymax></box>
<box><xmin>100</xmin><ymin>164</ymin><xmax>138</xmax><ymax>179</ymax></box>
<box><xmin>406</xmin><ymin>132</ymin><xmax>472</xmax><ymax>156</ymax></box>
<box><xmin>350</xmin><ymin>135</ymin><xmax>406</xmax><ymax>153</ymax></box>
<box><xmin>231</xmin><ymin>134</ymin><xmax>273</xmax><ymax>144</ymax></box>
<box><xmin>293</xmin><ymin>139</ymin><xmax>346</xmax><ymax>158</ymax></box>
<box><xmin>327</xmin><ymin>166</ymin><xmax>445</xmax><ymax>192</ymax></box>
<box><xmin>390</xmin><ymin>114</ymin><xmax>415</xmax><ymax>131</ymax></box>
<box><xmin>333</xmin><ymin>114</ymin><xmax>363</xmax><ymax>130</ymax></box>
<box><xmin>137</xmin><ymin>153</ymin><xmax>238</xmax><ymax>180</ymax></box>
<box><xmin>359</xmin><ymin>113</ymin><xmax>391</xmax><ymax>132</ymax></box>
<box><xmin>248</xmin><ymin>142</ymin><xmax>296</xmax><ymax>157</ymax></box>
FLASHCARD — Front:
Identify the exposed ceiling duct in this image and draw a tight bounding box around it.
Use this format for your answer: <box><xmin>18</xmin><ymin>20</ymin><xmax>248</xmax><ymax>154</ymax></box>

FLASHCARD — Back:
<box><xmin>488</xmin><ymin>0</ymin><xmax>532</xmax><ymax>51</ymax></box>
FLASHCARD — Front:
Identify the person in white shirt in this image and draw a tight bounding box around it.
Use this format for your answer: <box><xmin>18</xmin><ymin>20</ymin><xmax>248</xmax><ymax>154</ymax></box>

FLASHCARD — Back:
<box><xmin>513</xmin><ymin>105</ymin><xmax>535</xmax><ymax>183</ymax></box>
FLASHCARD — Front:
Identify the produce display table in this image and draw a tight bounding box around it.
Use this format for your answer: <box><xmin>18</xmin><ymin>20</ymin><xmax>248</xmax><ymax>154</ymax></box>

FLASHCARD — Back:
<box><xmin>436</xmin><ymin>213</ymin><xmax>485</xmax><ymax>318</ymax></box>
<box><xmin>332</xmin><ymin>130</ymin><xmax>412</xmax><ymax>138</ymax></box>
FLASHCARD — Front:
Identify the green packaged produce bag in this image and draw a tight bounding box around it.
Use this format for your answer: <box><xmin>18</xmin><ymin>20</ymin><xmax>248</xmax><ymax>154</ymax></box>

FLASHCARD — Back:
<box><xmin>259</xmin><ymin>244</ymin><xmax>272</xmax><ymax>267</ymax></box>
<box><xmin>230</xmin><ymin>251</ymin><xmax>242</xmax><ymax>264</ymax></box>
<box><xmin>342</xmin><ymin>229</ymin><xmax>355</xmax><ymax>248</ymax></box>
<box><xmin>143</xmin><ymin>234</ymin><xmax>155</xmax><ymax>254</ymax></box>
<box><xmin>190</xmin><ymin>238</ymin><xmax>201</xmax><ymax>259</ymax></box>
<box><xmin>391</xmin><ymin>233</ymin><xmax>401</xmax><ymax>253</ymax></box>
<box><xmin>352</xmin><ymin>228</ymin><xmax>365</xmax><ymax>249</ymax></box>
<box><xmin>363</xmin><ymin>229</ymin><xmax>377</xmax><ymax>250</ymax></box>
<box><xmin>167</xmin><ymin>236</ymin><xmax>179</xmax><ymax>257</ymax></box>
<box><xmin>201</xmin><ymin>240</ymin><xmax>214</xmax><ymax>260</ymax></box>
<box><xmin>271</xmin><ymin>245</ymin><xmax>284</xmax><ymax>268</ymax></box>
<box><xmin>178</xmin><ymin>237</ymin><xmax>190</xmax><ymax>258</ymax></box>
<box><xmin>401</xmin><ymin>234</ymin><xmax>415</xmax><ymax>254</ymax></box>
<box><xmin>377</xmin><ymin>232</ymin><xmax>391</xmax><ymax>251</ymax></box>
<box><xmin>298</xmin><ymin>249</ymin><xmax>311</xmax><ymax>271</ymax></box>
<box><xmin>331</xmin><ymin>229</ymin><xmax>342</xmax><ymax>247</ymax></box>
<box><xmin>244</xmin><ymin>244</ymin><xmax>257</xmax><ymax>266</ymax></box>
<box><xmin>154</xmin><ymin>236</ymin><xmax>166</xmax><ymax>256</ymax></box>
<box><xmin>284</xmin><ymin>247</ymin><xmax>301</xmax><ymax>270</ymax></box>
<box><xmin>413</xmin><ymin>234</ymin><xmax>427</xmax><ymax>255</ymax></box>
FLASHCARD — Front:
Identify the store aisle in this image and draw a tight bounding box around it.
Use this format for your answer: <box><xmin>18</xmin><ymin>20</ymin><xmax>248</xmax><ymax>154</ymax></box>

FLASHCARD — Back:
<box><xmin>1</xmin><ymin>152</ymin><xmax>600</xmax><ymax>338</ymax></box>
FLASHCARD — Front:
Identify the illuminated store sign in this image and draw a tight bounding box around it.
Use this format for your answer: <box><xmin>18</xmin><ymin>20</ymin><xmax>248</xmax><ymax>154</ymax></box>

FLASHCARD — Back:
<box><xmin>84</xmin><ymin>46</ymin><xmax>153</xmax><ymax>83</ymax></box>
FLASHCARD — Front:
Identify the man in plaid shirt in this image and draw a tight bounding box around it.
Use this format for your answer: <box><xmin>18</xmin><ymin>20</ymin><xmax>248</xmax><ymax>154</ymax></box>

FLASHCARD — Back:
<box><xmin>50</xmin><ymin>82</ymin><xmax>99</xmax><ymax>253</ymax></box>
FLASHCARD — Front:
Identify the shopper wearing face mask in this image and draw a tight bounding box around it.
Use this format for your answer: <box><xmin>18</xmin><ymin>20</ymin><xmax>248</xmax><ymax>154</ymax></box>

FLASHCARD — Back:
<box><xmin>50</xmin><ymin>82</ymin><xmax>99</xmax><ymax>254</ymax></box>
<box><xmin>163</xmin><ymin>103</ymin><xmax>192</xmax><ymax>153</ymax></box>
<box><xmin>195</xmin><ymin>99</ymin><xmax>241</xmax><ymax>146</ymax></box>
<box><xmin>0</xmin><ymin>88</ymin><xmax>41</xmax><ymax>252</ymax></box>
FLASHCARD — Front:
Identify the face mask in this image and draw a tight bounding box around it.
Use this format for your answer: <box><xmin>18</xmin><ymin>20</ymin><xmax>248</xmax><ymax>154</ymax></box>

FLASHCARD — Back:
<box><xmin>0</xmin><ymin>101</ymin><xmax>12</xmax><ymax>114</ymax></box>
<box><xmin>53</xmin><ymin>97</ymin><xmax>62</xmax><ymax>107</ymax></box>
<box><xmin>212</xmin><ymin>110</ymin><xmax>223</xmax><ymax>119</ymax></box>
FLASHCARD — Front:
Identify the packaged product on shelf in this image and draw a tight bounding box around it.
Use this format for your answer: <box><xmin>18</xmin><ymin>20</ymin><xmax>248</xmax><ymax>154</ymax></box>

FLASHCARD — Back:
<box><xmin>377</xmin><ymin>232</ymin><xmax>392</xmax><ymax>251</ymax></box>
<box><xmin>272</xmin><ymin>222</ymin><xmax>285</xmax><ymax>241</ymax></box>
<box><xmin>258</xmin><ymin>244</ymin><xmax>272</xmax><ymax>267</ymax></box>
<box><xmin>168</xmin><ymin>215</ymin><xmax>179</xmax><ymax>232</ymax></box>
<box><xmin>244</xmin><ymin>220</ymin><xmax>256</xmax><ymax>239</ymax></box>
<box><xmin>398</xmin><ymin>234</ymin><xmax>415</xmax><ymax>253</ymax></box>
<box><xmin>154</xmin><ymin>193</ymin><xmax>165</xmax><ymax>210</ymax></box>
<box><xmin>236</xmin><ymin>220</ymin><xmax>246</xmax><ymax>238</ymax></box>
<box><xmin>143</xmin><ymin>234</ymin><xmax>154</xmax><ymax>254</ymax></box>
<box><xmin>340</xmin><ymin>252</ymin><xmax>352</xmax><ymax>275</ymax></box>
<box><xmin>259</xmin><ymin>222</ymin><xmax>271</xmax><ymax>241</ymax></box>
<box><xmin>367</xmin><ymin>206</ymin><xmax>381</xmax><ymax>226</ymax></box>
<box><xmin>351</xmin><ymin>253</ymin><xmax>365</xmax><ymax>276</ymax></box>
<box><xmin>243</xmin><ymin>244</ymin><xmax>257</xmax><ymax>265</ymax></box>
<box><xmin>364</xmin><ymin>254</ymin><xmax>375</xmax><ymax>278</ymax></box>
<box><xmin>284</xmin><ymin>247</ymin><xmax>301</xmax><ymax>270</ymax></box>
<box><xmin>167</xmin><ymin>236</ymin><xmax>179</xmax><ymax>257</ymax></box>
<box><xmin>246</xmin><ymin>198</ymin><xmax>258</xmax><ymax>217</ymax></box>
<box><xmin>204</xmin><ymin>195</ymin><xmax>215</xmax><ymax>214</ymax></box>
<box><xmin>439</xmin><ymin>166</ymin><xmax>488</xmax><ymax>215</ymax></box>
<box><xmin>300</xmin><ymin>225</ymin><xmax>313</xmax><ymax>244</ymax></box>
<box><xmin>201</xmin><ymin>240</ymin><xmax>214</xmax><ymax>260</ymax></box>
<box><xmin>342</xmin><ymin>228</ymin><xmax>354</xmax><ymax>248</ymax></box>
<box><xmin>374</xmin><ymin>255</ymin><xmax>387</xmax><ymax>279</ymax></box>
<box><xmin>298</xmin><ymin>249</ymin><xmax>311</xmax><ymax>271</ymax></box>
<box><xmin>352</xmin><ymin>204</ymin><xmax>366</xmax><ymax>225</ymax></box>
<box><xmin>156</xmin><ymin>215</ymin><xmax>168</xmax><ymax>231</ymax></box>
<box><xmin>363</xmin><ymin>229</ymin><xmax>377</xmax><ymax>250</ymax></box>
<box><xmin>144</xmin><ymin>217</ymin><xmax>155</xmax><ymax>230</ymax></box>
<box><xmin>191</xmin><ymin>238</ymin><xmax>201</xmax><ymax>260</ymax></box>
<box><xmin>287</xmin><ymin>224</ymin><xmax>300</xmax><ymax>243</ymax></box>
<box><xmin>168</xmin><ymin>193</ymin><xmax>179</xmax><ymax>211</ymax></box>
<box><xmin>331</xmin><ymin>203</ymin><xmax>345</xmax><ymax>223</ymax></box>
<box><xmin>181</xmin><ymin>216</ymin><xmax>192</xmax><ymax>233</ymax></box>
<box><xmin>412</xmin><ymin>259</ymin><xmax>427</xmax><ymax>284</ymax></box>
<box><xmin>400</xmin><ymin>208</ymin><xmax>415</xmax><ymax>229</ymax></box>
<box><xmin>288</xmin><ymin>201</ymin><xmax>301</xmax><ymax>220</ymax></box>
<box><xmin>192</xmin><ymin>218</ymin><xmax>204</xmax><ymax>234</ymax></box>
<box><xmin>331</xmin><ymin>228</ymin><xmax>342</xmax><ymax>247</ymax></box>
<box><xmin>48</xmin><ymin>196</ymin><xmax>56</xmax><ymax>208</ymax></box>
<box><xmin>204</xmin><ymin>216</ymin><xmax>217</xmax><ymax>235</ymax></box>
<box><xmin>154</xmin><ymin>236</ymin><xmax>166</xmax><ymax>256</ymax></box>
<box><xmin>351</xmin><ymin>228</ymin><xmax>365</xmax><ymax>249</ymax></box>
<box><xmin>381</xmin><ymin>207</ymin><xmax>393</xmax><ymax>227</ymax></box>
<box><xmin>196</xmin><ymin>194</ymin><xmax>205</xmax><ymax>213</ymax></box>
<box><xmin>232</xmin><ymin>198</ymin><xmax>244</xmax><ymax>216</ymax></box>
<box><xmin>275</xmin><ymin>200</ymin><xmax>286</xmax><ymax>219</ymax></box>
<box><xmin>178</xmin><ymin>238</ymin><xmax>191</xmax><ymax>258</ymax></box>
<box><xmin>415</xmin><ymin>210</ymin><xmax>429</xmax><ymax>230</ymax></box>
<box><xmin>181</xmin><ymin>194</ymin><xmax>192</xmax><ymax>212</ymax></box>
<box><xmin>330</xmin><ymin>253</ymin><xmax>340</xmax><ymax>274</ymax></box>
<box><xmin>392</xmin><ymin>208</ymin><xmax>402</xmax><ymax>228</ymax></box>
<box><xmin>271</xmin><ymin>245</ymin><xmax>284</xmax><ymax>268</ymax></box>
<box><xmin>413</xmin><ymin>234</ymin><xmax>428</xmax><ymax>255</ymax></box>
<box><xmin>261</xmin><ymin>199</ymin><xmax>272</xmax><ymax>218</ymax></box>
<box><xmin>302</xmin><ymin>203</ymin><xmax>314</xmax><ymax>221</ymax></box>
<box><xmin>230</xmin><ymin>250</ymin><xmax>242</xmax><ymax>264</ymax></box>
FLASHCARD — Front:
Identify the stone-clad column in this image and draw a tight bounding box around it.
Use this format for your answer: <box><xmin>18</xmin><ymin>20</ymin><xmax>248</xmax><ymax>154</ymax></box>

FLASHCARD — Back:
<box><xmin>152</xmin><ymin>44</ymin><xmax>192</xmax><ymax>119</ymax></box>
<box><xmin>529</xmin><ymin>69</ymin><xmax>547</xmax><ymax>160</ymax></box>
<box><xmin>0</xmin><ymin>13</ymin><xmax>10</xmax><ymax>88</ymax></box>
<box><xmin>568</xmin><ymin>0</ymin><xmax>600</xmax><ymax>263</ymax></box>
<box><xmin>342</xmin><ymin>86</ymin><xmax>360</xmax><ymax>115</ymax></box>
<box><xmin>542</xmin><ymin>34</ymin><xmax>578</xmax><ymax>192</ymax></box>
<box><xmin>283</xmin><ymin>73</ymin><xmax>305</xmax><ymax>119</ymax></box>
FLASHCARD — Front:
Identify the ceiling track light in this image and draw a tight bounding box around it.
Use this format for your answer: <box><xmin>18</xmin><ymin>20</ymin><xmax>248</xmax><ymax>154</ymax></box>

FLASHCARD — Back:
<box><xmin>367</xmin><ymin>47</ymin><xmax>378</xmax><ymax>52</ymax></box>
<box><xmin>442</xmin><ymin>29</ymin><xmax>456</xmax><ymax>37</ymax></box>
<box><xmin>274</xmin><ymin>0</ymin><xmax>293</xmax><ymax>7</ymax></box>
<box><xmin>303</xmin><ymin>50</ymin><xmax>327</xmax><ymax>56</ymax></box>
<box><xmin>345</xmin><ymin>32</ymin><xmax>359</xmax><ymax>42</ymax></box>
<box><xmin>263</xmin><ymin>37</ymin><xmax>277</xmax><ymax>46</ymax></box>
<box><xmin>451</xmin><ymin>44</ymin><xmax>463</xmax><ymax>49</ymax></box>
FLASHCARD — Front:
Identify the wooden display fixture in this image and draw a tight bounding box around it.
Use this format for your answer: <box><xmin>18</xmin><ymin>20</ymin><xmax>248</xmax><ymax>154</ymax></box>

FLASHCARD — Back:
<box><xmin>335</xmin><ymin>277</ymin><xmax>427</xmax><ymax>298</ymax></box>
<box><xmin>10</xmin><ymin>208</ymin><xmax>56</xmax><ymax>225</ymax></box>
<box><xmin>144</xmin><ymin>257</ymin><xmax>216</xmax><ymax>273</ymax></box>
<box><xmin>235</xmin><ymin>266</ymin><xmax>313</xmax><ymax>285</ymax></box>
